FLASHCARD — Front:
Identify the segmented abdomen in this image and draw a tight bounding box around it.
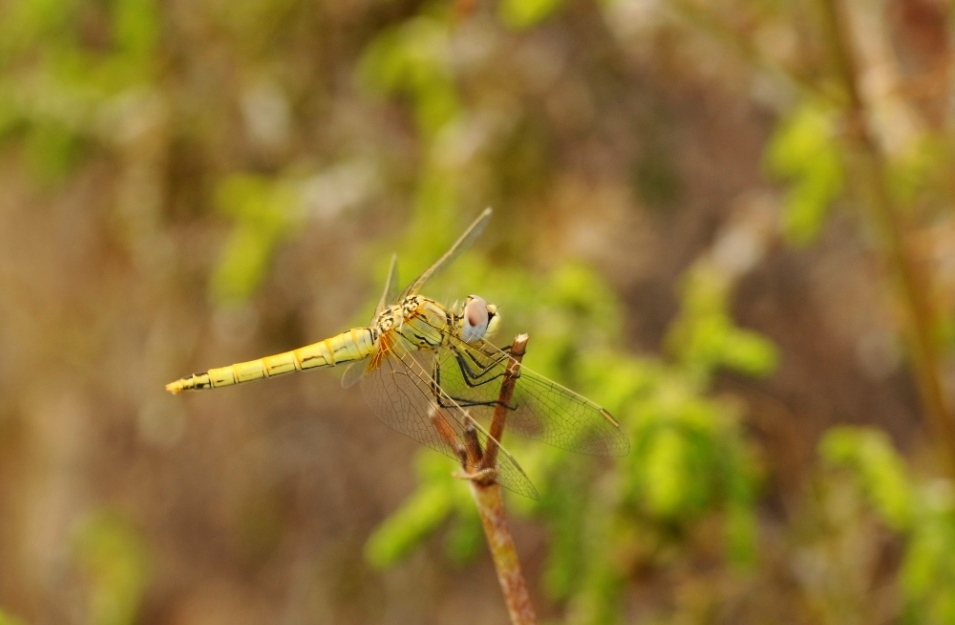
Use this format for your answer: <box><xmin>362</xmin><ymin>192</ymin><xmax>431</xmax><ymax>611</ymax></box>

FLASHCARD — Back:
<box><xmin>165</xmin><ymin>327</ymin><xmax>376</xmax><ymax>394</ymax></box>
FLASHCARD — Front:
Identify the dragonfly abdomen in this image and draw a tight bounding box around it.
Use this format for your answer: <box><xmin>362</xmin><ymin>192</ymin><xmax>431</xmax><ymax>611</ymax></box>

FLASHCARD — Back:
<box><xmin>165</xmin><ymin>327</ymin><xmax>376</xmax><ymax>394</ymax></box>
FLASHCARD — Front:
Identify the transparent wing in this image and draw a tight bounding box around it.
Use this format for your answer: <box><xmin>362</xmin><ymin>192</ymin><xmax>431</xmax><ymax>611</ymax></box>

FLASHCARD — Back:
<box><xmin>376</xmin><ymin>253</ymin><xmax>399</xmax><ymax>315</ymax></box>
<box><xmin>399</xmin><ymin>208</ymin><xmax>493</xmax><ymax>300</ymax></box>
<box><xmin>357</xmin><ymin>335</ymin><xmax>540</xmax><ymax>499</ymax></box>
<box><xmin>341</xmin><ymin>358</ymin><xmax>366</xmax><ymax>389</ymax></box>
<box><xmin>434</xmin><ymin>336</ymin><xmax>631</xmax><ymax>457</ymax></box>
<box><xmin>343</xmin><ymin>254</ymin><xmax>399</xmax><ymax>389</ymax></box>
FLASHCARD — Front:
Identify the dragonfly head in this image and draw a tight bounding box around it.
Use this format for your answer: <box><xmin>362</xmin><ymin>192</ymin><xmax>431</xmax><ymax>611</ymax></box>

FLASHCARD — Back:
<box><xmin>461</xmin><ymin>295</ymin><xmax>499</xmax><ymax>343</ymax></box>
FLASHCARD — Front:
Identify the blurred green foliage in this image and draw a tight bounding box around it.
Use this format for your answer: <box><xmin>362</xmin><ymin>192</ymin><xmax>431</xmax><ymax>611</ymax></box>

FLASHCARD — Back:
<box><xmin>498</xmin><ymin>0</ymin><xmax>567</xmax><ymax>30</ymax></box>
<box><xmin>365</xmin><ymin>454</ymin><xmax>473</xmax><ymax>568</ymax></box>
<box><xmin>211</xmin><ymin>173</ymin><xmax>302</xmax><ymax>304</ymax></box>
<box><xmin>3</xmin><ymin>0</ymin><xmax>954</xmax><ymax>623</ymax></box>
<box><xmin>668</xmin><ymin>261</ymin><xmax>778</xmax><ymax>380</ymax></box>
<box><xmin>765</xmin><ymin>100</ymin><xmax>844</xmax><ymax>245</ymax></box>
<box><xmin>822</xmin><ymin>427</ymin><xmax>913</xmax><ymax>531</ymax></box>
<box><xmin>346</xmin><ymin>1</ymin><xmax>955</xmax><ymax>619</ymax></box>
<box><xmin>358</xmin><ymin>15</ymin><xmax>460</xmax><ymax>140</ymax></box>
<box><xmin>71</xmin><ymin>511</ymin><xmax>150</xmax><ymax>625</ymax></box>
<box><xmin>888</xmin><ymin>135</ymin><xmax>951</xmax><ymax>208</ymax></box>
<box><xmin>0</xmin><ymin>0</ymin><xmax>159</xmax><ymax>185</ymax></box>
<box><xmin>0</xmin><ymin>608</ymin><xmax>28</xmax><ymax>625</ymax></box>
<box><xmin>357</xmin><ymin>11</ymin><xmax>495</xmax><ymax>261</ymax></box>
<box><xmin>821</xmin><ymin>427</ymin><xmax>955</xmax><ymax>624</ymax></box>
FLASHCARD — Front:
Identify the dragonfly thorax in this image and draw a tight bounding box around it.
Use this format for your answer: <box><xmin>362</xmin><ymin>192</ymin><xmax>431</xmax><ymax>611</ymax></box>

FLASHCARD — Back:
<box><xmin>371</xmin><ymin>295</ymin><xmax>449</xmax><ymax>350</ymax></box>
<box><xmin>371</xmin><ymin>294</ymin><xmax>499</xmax><ymax>351</ymax></box>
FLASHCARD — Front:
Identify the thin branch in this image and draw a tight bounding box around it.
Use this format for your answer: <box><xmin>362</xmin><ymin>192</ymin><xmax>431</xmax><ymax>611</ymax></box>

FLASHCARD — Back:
<box><xmin>468</xmin><ymin>333</ymin><xmax>536</xmax><ymax>625</ymax></box>
<box><xmin>432</xmin><ymin>334</ymin><xmax>536</xmax><ymax>624</ymax></box>
<box><xmin>481</xmin><ymin>334</ymin><xmax>528</xmax><ymax>473</ymax></box>
<box><xmin>817</xmin><ymin>0</ymin><xmax>955</xmax><ymax>476</ymax></box>
<box><xmin>470</xmin><ymin>478</ymin><xmax>537</xmax><ymax>625</ymax></box>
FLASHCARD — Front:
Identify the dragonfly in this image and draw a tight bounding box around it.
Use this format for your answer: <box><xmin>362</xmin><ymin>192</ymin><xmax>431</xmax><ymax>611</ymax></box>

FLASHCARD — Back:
<box><xmin>166</xmin><ymin>208</ymin><xmax>629</xmax><ymax>498</ymax></box>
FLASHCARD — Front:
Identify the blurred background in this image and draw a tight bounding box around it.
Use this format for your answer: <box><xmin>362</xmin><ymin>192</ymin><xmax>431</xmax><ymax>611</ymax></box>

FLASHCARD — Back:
<box><xmin>1</xmin><ymin>0</ymin><xmax>954</xmax><ymax>623</ymax></box>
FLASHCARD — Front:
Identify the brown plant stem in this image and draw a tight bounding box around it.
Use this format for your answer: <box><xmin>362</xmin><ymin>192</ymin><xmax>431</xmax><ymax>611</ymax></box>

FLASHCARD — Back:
<box><xmin>817</xmin><ymin>0</ymin><xmax>955</xmax><ymax>475</ymax></box>
<box><xmin>468</xmin><ymin>333</ymin><xmax>536</xmax><ymax>625</ymax></box>
<box><xmin>430</xmin><ymin>334</ymin><xmax>537</xmax><ymax>624</ymax></box>
<box><xmin>470</xmin><ymin>480</ymin><xmax>536</xmax><ymax>625</ymax></box>
<box><xmin>481</xmin><ymin>334</ymin><xmax>527</xmax><ymax>473</ymax></box>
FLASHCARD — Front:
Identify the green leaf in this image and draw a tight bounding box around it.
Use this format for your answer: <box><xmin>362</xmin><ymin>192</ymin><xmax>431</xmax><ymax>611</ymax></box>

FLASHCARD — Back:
<box><xmin>114</xmin><ymin>0</ymin><xmax>160</xmax><ymax>68</ymax></box>
<box><xmin>720</xmin><ymin>327</ymin><xmax>779</xmax><ymax>376</ymax></box>
<box><xmin>72</xmin><ymin>511</ymin><xmax>150</xmax><ymax>625</ymax></box>
<box><xmin>0</xmin><ymin>608</ymin><xmax>28</xmax><ymax>625</ymax></box>
<box><xmin>820</xmin><ymin>426</ymin><xmax>914</xmax><ymax>530</ymax></box>
<box><xmin>666</xmin><ymin>261</ymin><xmax>777</xmax><ymax>378</ymax></box>
<box><xmin>765</xmin><ymin>101</ymin><xmax>844</xmax><ymax>245</ymax></box>
<box><xmin>725</xmin><ymin>501</ymin><xmax>758</xmax><ymax>569</ymax></box>
<box><xmin>642</xmin><ymin>427</ymin><xmax>690</xmax><ymax>518</ymax></box>
<box><xmin>364</xmin><ymin>482</ymin><xmax>454</xmax><ymax>568</ymax></box>
<box><xmin>498</xmin><ymin>0</ymin><xmax>566</xmax><ymax>29</ymax></box>
<box><xmin>209</xmin><ymin>174</ymin><xmax>299</xmax><ymax>304</ymax></box>
<box><xmin>443</xmin><ymin>509</ymin><xmax>484</xmax><ymax>564</ymax></box>
<box><xmin>900</xmin><ymin>512</ymin><xmax>955</xmax><ymax>624</ymax></box>
<box><xmin>356</xmin><ymin>16</ymin><xmax>458</xmax><ymax>137</ymax></box>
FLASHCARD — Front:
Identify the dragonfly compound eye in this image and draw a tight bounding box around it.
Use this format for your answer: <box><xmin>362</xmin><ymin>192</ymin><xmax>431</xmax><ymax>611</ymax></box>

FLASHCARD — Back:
<box><xmin>461</xmin><ymin>295</ymin><xmax>490</xmax><ymax>343</ymax></box>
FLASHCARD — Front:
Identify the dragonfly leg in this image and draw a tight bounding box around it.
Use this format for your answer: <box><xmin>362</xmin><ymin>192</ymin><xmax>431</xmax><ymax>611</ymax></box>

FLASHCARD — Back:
<box><xmin>432</xmin><ymin>351</ymin><xmax>519</xmax><ymax>412</ymax></box>
<box><xmin>456</xmin><ymin>346</ymin><xmax>512</xmax><ymax>384</ymax></box>
<box><xmin>454</xmin><ymin>466</ymin><xmax>498</xmax><ymax>487</ymax></box>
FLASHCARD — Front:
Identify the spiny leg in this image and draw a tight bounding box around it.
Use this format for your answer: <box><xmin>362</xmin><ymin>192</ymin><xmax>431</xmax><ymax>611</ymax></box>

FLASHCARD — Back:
<box><xmin>433</xmin><ymin>346</ymin><xmax>520</xmax><ymax>412</ymax></box>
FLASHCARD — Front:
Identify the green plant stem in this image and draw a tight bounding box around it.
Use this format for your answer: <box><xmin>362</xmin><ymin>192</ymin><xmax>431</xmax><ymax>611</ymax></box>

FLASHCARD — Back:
<box><xmin>817</xmin><ymin>0</ymin><xmax>955</xmax><ymax>476</ymax></box>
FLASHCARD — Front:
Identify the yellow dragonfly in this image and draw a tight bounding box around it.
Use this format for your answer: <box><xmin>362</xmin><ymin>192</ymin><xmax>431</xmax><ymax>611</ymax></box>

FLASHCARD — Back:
<box><xmin>166</xmin><ymin>208</ymin><xmax>629</xmax><ymax>498</ymax></box>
